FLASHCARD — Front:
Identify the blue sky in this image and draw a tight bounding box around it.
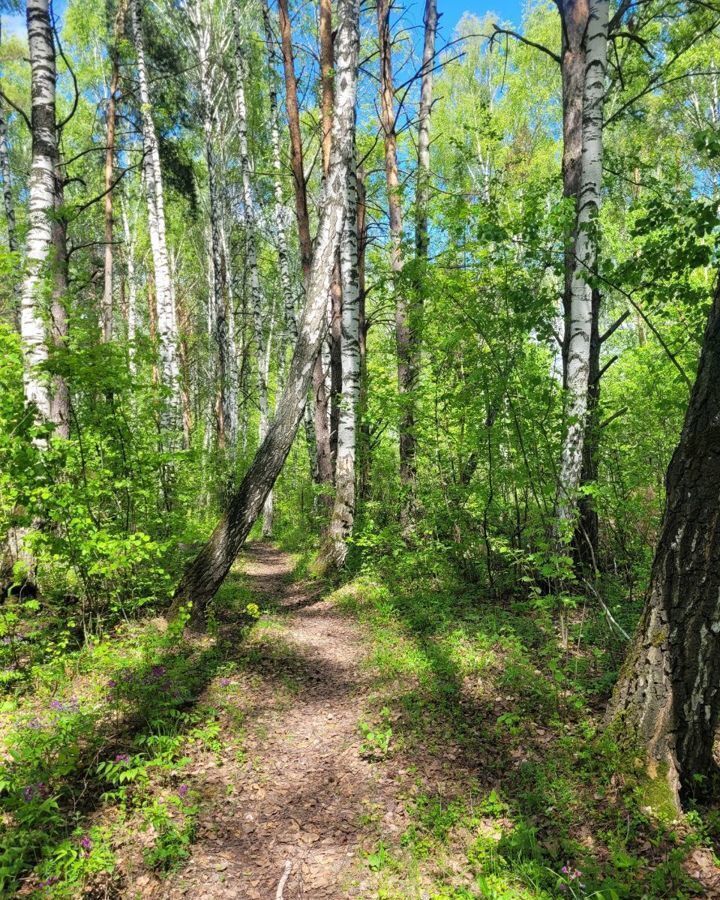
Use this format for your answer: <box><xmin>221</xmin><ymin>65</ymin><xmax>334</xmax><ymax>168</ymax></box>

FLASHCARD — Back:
<box><xmin>2</xmin><ymin>0</ymin><xmax>524</xmax><ymax>41</ymax></box>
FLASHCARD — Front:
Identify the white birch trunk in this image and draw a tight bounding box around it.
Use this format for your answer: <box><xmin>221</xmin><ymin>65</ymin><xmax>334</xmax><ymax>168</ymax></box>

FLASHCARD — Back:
<box><xmin>171</xmin><ymin>0</ymin><xmax>359</xmax><ymax>620</ymax></box>
<box><xmin>557</xmin><ymin>0</ymin><xmax>608</xmax><ymax>528</ymax></box>
<box><xmin>121</xmin><ymin>199</ymin><xmax>138</xmax><ymax>375</ymax></box>
<box><xmin>131</xmin><ymin>0</ymin><xmax>180</xmax><ymax>426</ymax></box>
<box><xmin>20</xmin><ymin>0</ymin><xmax>58</xmax><ymax>426</ymax></box>
<box><xmin>0</xmin><ymin>102</ymin><xmax>16</xmax><ymax>255</ymax></box>
<box><xmin>415</xmin><ymin>0</ymin><xmax>436</xmax><ymax>261</ymax></box>
<box><xmin>324</xmin><ymin>155</ymin><xmax>361</xmax><ymax>567</ymax></box>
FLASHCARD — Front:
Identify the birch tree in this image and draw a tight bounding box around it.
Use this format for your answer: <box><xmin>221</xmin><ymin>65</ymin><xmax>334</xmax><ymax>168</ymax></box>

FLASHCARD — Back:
<box><xmin>170</xmin><ymin>0</ymin><xmax>359</xmax><ymax>622</ymax></box>
<box><xmin>556</xmin><ymin>0</ymin><xmax>608</xmax><ymax>530</ymax></box>
<box><xmin>131</xmin><ymin>0</ymin><xmax>181</xmax><ymax>428</ymax></box>
<box><xmin>20</xmin><ymin>0</ymin><xmax>62</xmax><ymax>430</ymax></box>
<box><xmin>322</xmin><ymin>154</ymin><xmax>361</xmax><ymax>569</ymax></box>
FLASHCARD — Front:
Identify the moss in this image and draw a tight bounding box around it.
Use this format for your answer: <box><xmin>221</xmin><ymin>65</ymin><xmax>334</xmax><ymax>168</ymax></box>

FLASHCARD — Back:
<box><xmin>636</xmin><ymin>762</ymin><xmax>681</xmax><ymax>822</ymax></box>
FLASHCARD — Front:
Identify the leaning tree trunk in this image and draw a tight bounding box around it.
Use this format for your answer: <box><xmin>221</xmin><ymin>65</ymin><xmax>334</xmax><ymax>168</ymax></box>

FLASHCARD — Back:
<box><xmin>322</xmin><ymin>154</ymin><xmax>361</xmax><ymax>569</ymax></box>
<box><xmin>556</xmin><ymin>0</ymin><xmax>608</xmax><ymax>529</ymax></box>
<box><xmin>21</xmin><ymin>0</ymin><xmax>62</xmax><ymax>429</ymax></box>
<box><xmin>377</xmin><ymin>0</ymin><xmax>416</xmax><ymax>496</ymax></box>
<box><xmin>170</xmin><ymin>0</ymin><xmax>359</xmax><ymax>623</ymax></box>
<box><xmin>131</xmin><ymin>0</ymin><xmax>180</xmax><ymax>428</ymax></box>
<box><xmin>609</xmin><ymin>272</ymin><xmax>720</xmax><ymax>810</ymax></box>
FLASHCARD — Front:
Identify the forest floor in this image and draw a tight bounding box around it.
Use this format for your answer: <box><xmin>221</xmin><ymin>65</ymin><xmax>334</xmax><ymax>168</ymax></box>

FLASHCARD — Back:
<box><xmin>4</xmin><ymin>542</ymin><xmax>720</xmax><ymax>898</ymax></box>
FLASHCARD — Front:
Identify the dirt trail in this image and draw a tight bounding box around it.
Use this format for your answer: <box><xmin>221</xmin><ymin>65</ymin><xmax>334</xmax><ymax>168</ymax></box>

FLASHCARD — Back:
<box><xmin>160</xmin><ymin>543</ymin><xmax>394</xmax><ymax>899</ymax></box>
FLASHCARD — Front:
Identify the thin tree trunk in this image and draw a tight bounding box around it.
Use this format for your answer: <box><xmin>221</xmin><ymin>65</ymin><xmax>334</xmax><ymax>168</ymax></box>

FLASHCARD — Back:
<box><xmin>277</xmin><ymin>0</ymin><xmax>330</xmax><ymax>487</ymax></box>
<box><xmin>609</xmin><ymin>273</ymin><xmax>720</xmax><ymax>810</ymax></box>
<box><xmin>197</xmin><ymin>2</ymin><xmax>233</xmax><ymax>449</ymax></box>
<box><xmin>170</xmin><ymin>0</ymin><xmax>359</xmax><ymax>623</ymax></box>
<box><xmin>121</xmin><ymin>198</ymin><xmax>138</xmax><ymax>374</ymax></box>
<box><xmin>233</xmin><ymin>34</ymin><xmax>270</xmax><ymax>475</ymax></box>
<box><xmin>101</xmin><ymin>1</ymin><xmax>126</xmax><ymax>342</ymax></box>
<box><xmin>21</xmin><ymin>0</ymin><xmax>62</xmax><ymax>430</ymax></box>
<box><xmin>262</xmin><ymin>0</ymin><xmax>317</xmax><ymax>482</ymax></box>
<box><xmin>322</xmin><ymin>154</ymin><xmax>360</xmax><ymax>568</ymax></box>
<box><xmin>415</xmin><ymin>0</ymin><xmax>437</xmax><ymax>263</ymax></box>
<box><xmin>0</xmin><ymin>101</ymin><xmax>16</xmax><ymax>255</ymax></box>
<box><xmin>131</xmin><ymin>0</ymin><xmax>180</xmax><ymax>427</ymax></box>
<box><xmin>556</xmin><ymin>0</ymin><xmax>608</xmax><ymax>528</ymax></box>
<box><xmin>377</xmin><ymin>0</ymin><xmax>416</xmax><ymax>494</ymax></box>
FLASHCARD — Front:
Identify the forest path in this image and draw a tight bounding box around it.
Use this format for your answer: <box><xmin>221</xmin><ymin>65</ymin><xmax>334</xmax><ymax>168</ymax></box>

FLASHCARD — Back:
<box><xmin>160</xmin><ymin>542</ymin><xmax>394</xmax><ymax>899</ymax></box>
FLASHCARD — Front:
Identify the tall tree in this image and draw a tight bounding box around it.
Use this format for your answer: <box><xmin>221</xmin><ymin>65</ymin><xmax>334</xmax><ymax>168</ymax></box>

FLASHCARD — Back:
<box><xmin>170</xmin><ymin>0</ymin><xmax>359</xmax><ymax>622</ymax></box>
<box><xmin>131</xmin><ymin>0</ymin><xmax>181</xmax><ymax>429</ymax></box>
<box><xmin>20</xmin><ymin>0</ymin><xmax>67</xmax><ymax>436</ymax></box>
<box><xmin>322</xmin><ymin>152</ymin><xmax>361</xmax><ymax>568</ymax></box>
<box><xmin>101</xmin><ymin>0</ymin><xmax>127</xmax><ymax>342</ymax></box>
<box><xmin>556</xmin><ymin>0</ymin><xmax>608</xmax><ymax>530</ymax></box>
<box><xmin>610</xmin><ymin>270</ymin><xmax>720</xmax><ymax>810</ymax></box>
<box><xmin>377</xmin><ymin>0</ymin><xmax>417</xmax><ymax>496</ymax></box>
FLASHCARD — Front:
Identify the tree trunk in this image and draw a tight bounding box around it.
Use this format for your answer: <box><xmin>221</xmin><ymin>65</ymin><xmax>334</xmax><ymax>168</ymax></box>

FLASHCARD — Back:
<box><xmin>132</xmin><ymin>0</ymin><xmax>180</xmax><ymax>428</ymax></box>
<box><xmin>377</xmin><ymin>0</ymin><xmax>416</xmax><ymax>494</ymax></box>
<box><xmin>262</xmin><ymin>0</ymin><xmax>317</xmax><ymax>483</ymax></box>
<box><xmin>556</xmin><ymin>0</ymin><xmax>608</xmax><ymax>528</ymax></box>
<box><xmin>415</xmin><ymin>0</ymin><xmax>437</xmax><ymax>263</ymax></box>
<box><xmin>121</xmin><ymin>198</ymin><xmax>138</xmax><ymax>374</ymax></box>
<box><xmin>233</xmin><ymin>36</ymin><xmax>271</xmax><ymax>479</ymax></box>
<box><xmin>101</xmin><ymin>2</ymin><xmax>126</xmax><ymax>342</ymax></box>
<box><xmin>170</xmin><ymin>0</ymin><xmax>359</xmax><ymax>623</ymax></box>
<box><xmin>559</xmin><ymin>0</ymin><xmax>589</xmax><ymax>385</ymax></box>
<box><xmin>0</xmin><ymin>100</ymin><xmax>17</xmax><ymax>255</ymax></box>
<box><xmin>197</xmin><ymin>2</ymin><xmax>233</xmax><ymax>449</ymax></box>
<box><xmin>609</xmin><ymin>273</ymin><xmax>720</xmax><ymax>810</ymax></box>
<box><xmin>322</xmin><ymin>153</ymin><xmax>360</xmax><ymax>569</ymax></box>
<box><xmin>21</xmin><ymin>0</ymin><xmax>62</xmax><ymax>430</ymax></box>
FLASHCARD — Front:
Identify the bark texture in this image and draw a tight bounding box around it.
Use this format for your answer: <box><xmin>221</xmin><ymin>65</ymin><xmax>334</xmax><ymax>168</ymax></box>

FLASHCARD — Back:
<box><xmin>132</xmin><ymin>0</ymin><xmax>180</xmax><ymax>427</ymax></box>
<box><xmin>557</xmin><ymin>0</ymin><xmax>607</xmax><ymax>527</ymax></box>
<box><xmin>610</xmin><ymin>274</ymin><xmax>720</xmax><ymax>808</ymax></box>
<box><xmin>21</xmin><ymin>0</ymin><xmax>61</xmax><ymax>428</ymax></box>
<box><xmin>323</xmin><ymin>154</ymin><xmax>360</xmax><ymax>568</ymax></box>
<box><xmin>170</xmin><ymin>0</ymin><xmax>359</xmax><ymax>622</ymax></box>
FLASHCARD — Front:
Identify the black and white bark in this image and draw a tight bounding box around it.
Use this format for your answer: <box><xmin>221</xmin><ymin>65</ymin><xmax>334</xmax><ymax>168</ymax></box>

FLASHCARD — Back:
<box><xmin>131</xmin><ymin>0</ymin><xmax>180</xmax><ymax>425</ymax></box>
<box><xmin>323</xmin><ymin>153</ymin><xmax>361</xmax><ymax>568</ymax></box>
<box><xmin>21</xmin><ymin>0</ymin><xmax>62</xmax><ymax>430</ymax></box>
<box><xmin>610</xmin><ymin>273</ymin><xmax>720</xmax><ymax>810</ymax></box>
<box><xmin>556</xmin><ymin>0</ymin><xmax>608</xmax><ymax>528</ymax></box>
<box><xmin>170</xmin><ymin>0</ymin><xmax>359</xmax><ymax>622</ymax></box>
<box><xmin>0</xmin><ymin>99</ymin><xmax>16</xmax><ymax>256</ymax></box>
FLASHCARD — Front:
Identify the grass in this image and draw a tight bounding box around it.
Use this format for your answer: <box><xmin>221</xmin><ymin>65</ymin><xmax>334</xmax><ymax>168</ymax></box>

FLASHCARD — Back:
<box><xmin>328</xmin><ymin>557</ymin><xmax>720</xmax><ymax>899</ymax></box>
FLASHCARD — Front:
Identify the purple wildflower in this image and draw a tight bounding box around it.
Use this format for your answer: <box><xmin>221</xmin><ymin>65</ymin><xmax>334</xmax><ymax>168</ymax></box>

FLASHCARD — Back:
<box><xmin>178</xmin><ymin>784</ymin><xmax>189</xmax><ymax>798</ymax></box>
<box><xmin>79</xmin><ymin>835</ymin><xmax>92</xmax><ymax>855</ymax></box>
<box><xmin>114</xmin><ymin>753</ymin><xmax>130</xmax><ymax>764</ymax></box>
<box><xmin>220</xmin><ymin>678</ymin><xmax>231</xmax><ymax>687</ymax></box>
<box><xmin>151</xmin><ymin>665</ymin><xmax>166</xmax><ymax>678</ymax></box>
<box><xmin>107</xmin><ymin>679</ymin><xmax>117</xmax><ymax>688</ymax></box>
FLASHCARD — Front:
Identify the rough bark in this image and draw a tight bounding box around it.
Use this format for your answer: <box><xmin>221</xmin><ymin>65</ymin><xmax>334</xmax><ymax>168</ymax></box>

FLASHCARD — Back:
<box><xmin>556</xmin><ymin>0</ymin><xmax>608</xmax><ymax>528</ymax></box>
<box><xmin>170</xmin><ymin>0</ymin><xmax>358</xmax><ymax>623</ymax></box>
<box><xmin>322</xmin><ymin>154</ymin><xmax>360</xmax><ymax>569</ymax></box>
<box><xmin>121</xmin><ymin>198</ymin><xmax>138</xmax><ymax>374</ymax></box>
<box><xmin>132</xmin><ymin>0</ymin><xmax>180</xmax><ymax>428</ymax></box>
<box><xmin>377</xmin><ymin>0</ymin><xmax>416</xmax><ymax>492</ymax></box>
<box><xmin>21</xmin><ymin>0</ymin><xmax>62</xmax><ymax>431</ymax></box>
<box><xmin>609</xmin><ymin>273</ymin><xmax>720</xmax><ymax>809</ymax></box>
